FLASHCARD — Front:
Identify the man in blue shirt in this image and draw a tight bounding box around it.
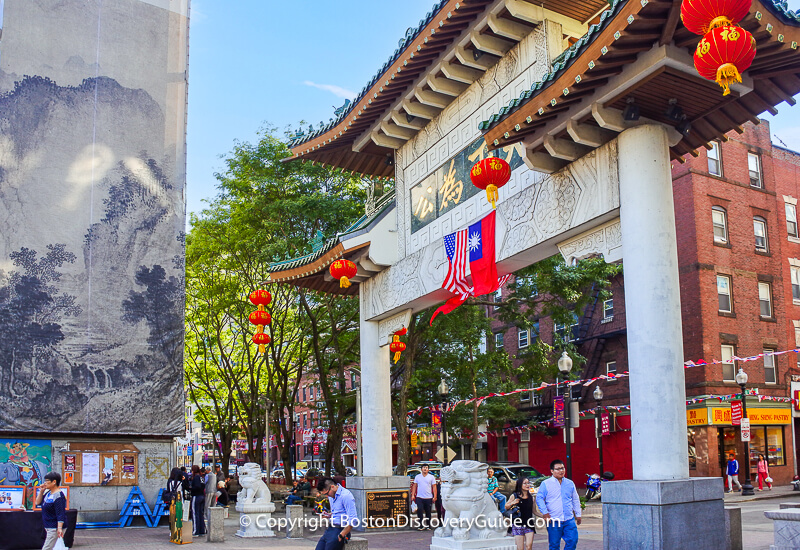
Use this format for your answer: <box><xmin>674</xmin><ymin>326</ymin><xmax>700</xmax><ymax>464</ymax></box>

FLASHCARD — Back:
<box><xmin>316</xmin><ymin>477</ymin><xmax>358</xmax><ymax>549</ymax></box>
<box><xmin>535</xmin><ymin>459</ymin><xmax>581</xmax><ymax>550</ymax></box>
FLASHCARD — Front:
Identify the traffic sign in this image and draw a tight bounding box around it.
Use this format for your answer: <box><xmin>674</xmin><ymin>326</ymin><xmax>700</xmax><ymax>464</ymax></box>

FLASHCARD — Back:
<box><xmin>741</xmin><ymin>418</ymin><xmax>751</xmax><ymax>441</ymax></box>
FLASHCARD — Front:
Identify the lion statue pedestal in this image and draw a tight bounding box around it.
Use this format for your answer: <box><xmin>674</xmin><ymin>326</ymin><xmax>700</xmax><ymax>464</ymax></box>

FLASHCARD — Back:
<box><xmin>234</xmin><ymin>463</ymin><xmax>276</xmax><ymax>538</ymax></box>
<box><xmin>431</xmin><ymin>461</ymin><xmax>515</xmax><ymax>550</ymax></box>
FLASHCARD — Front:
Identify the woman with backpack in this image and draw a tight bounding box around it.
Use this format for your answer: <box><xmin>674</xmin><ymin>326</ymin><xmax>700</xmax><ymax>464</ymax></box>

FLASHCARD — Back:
<box><xmin>505</xmin><ymin>477</ymin><xmax>536</xmax><ymax>550</ymax></box>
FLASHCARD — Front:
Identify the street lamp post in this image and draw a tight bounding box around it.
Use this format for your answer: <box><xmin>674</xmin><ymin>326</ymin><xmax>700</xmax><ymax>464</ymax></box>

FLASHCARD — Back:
<box><xmin>293</xmin><ymin>413</ymin><xmax>300</xmax><ymax>480</ymax></box>
<box><xmin>593</xmin><ymin>386</ymin><xmax>604</xmax><ymax>476</ymax></box>
<box><xmin>438</xmin><ymin>379</ymin><xmax>450</xmax><ymax>466</ymax></box>
<box><xmin>558</xmin><ymin>351</ymin><xmax>574</xmax><ymax>479</ymax></box>
<box><xmin>735</xmin><ymin>368</ymin><xmax>755</xmax><ymax>496</ymax></box>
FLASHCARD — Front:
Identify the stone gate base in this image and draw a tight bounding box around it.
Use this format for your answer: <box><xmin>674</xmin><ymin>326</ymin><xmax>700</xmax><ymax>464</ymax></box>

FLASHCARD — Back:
<box><xmin>603</xmin><ymin>478</ymin><xmax>725</xmax><ymax>550</ymax></box>
<box><xmin>430</xmin><ymin>536</ymin><xmax>515</xmax><ymax>550</ymax></box>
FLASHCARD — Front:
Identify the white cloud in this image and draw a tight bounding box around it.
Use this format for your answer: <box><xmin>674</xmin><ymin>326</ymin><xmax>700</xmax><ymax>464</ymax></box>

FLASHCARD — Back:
<box><xmin>303</xmin><ymin>80</ymin><xmax>356</xmax><ymax>100</ymax></box>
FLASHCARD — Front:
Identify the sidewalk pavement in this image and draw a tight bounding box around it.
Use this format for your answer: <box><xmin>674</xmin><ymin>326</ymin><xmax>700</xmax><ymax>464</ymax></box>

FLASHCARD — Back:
<box><xmin>72</xmin><ymin>515</ymin><xmax>606</xmax><ymax>549</ymax></box>
<box><xmin>724</xmin><ymin>483</ymin><xmax>800</xmax><ymax>504</ymax></box>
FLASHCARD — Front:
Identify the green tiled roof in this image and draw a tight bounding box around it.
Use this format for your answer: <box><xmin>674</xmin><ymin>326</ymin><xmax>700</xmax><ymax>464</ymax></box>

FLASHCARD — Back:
<box><xmin>765</xmin><ymin>0</ymin><xmax>800</xmax><ymax>23</ymax></box>
<box><xmin>286</xmin><ymin>0</ymin><xmax>449</xmax><ymax>149</ymax></box>
<box><xmin>267</xmin><ymin>190</ymin><xmax>395</xmax><ymax>272</ymax></box>
<box><xmin>478</xmin><ymin>0</ymin><xmax>626</xmax><ymax>132</ymax></box>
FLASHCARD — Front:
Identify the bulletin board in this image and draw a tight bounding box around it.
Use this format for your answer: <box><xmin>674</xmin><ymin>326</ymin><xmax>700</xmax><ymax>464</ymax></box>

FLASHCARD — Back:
<box><xmin>61</xmin><ymin>443</ymin><xmax>139</xmax><ymax>487</ymax></box>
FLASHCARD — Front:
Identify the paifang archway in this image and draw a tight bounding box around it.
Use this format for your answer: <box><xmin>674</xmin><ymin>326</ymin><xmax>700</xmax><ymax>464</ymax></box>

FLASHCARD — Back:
<box><xmin>272</xmin><ymin>1</ymin><xmax>800</xmax><ymax>546</ymax></box>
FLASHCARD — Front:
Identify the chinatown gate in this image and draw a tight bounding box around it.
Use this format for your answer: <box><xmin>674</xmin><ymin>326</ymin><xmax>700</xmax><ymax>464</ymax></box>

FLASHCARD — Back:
<box><xmin>271</xmin><ymin>0</ymin><xmax>800</xmax><ymax>547</ymax></box>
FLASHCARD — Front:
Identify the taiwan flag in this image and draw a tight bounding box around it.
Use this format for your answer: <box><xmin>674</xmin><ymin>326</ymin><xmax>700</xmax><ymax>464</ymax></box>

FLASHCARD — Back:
<box><xmin>466</xmin><ymin>210</ymin><xmax>499</xmax><ymax>296</ymax></box>
<box><xmin>431</xmin><ymin>210</ymin><xmax>509</xmax><ymax>324</ymax></box>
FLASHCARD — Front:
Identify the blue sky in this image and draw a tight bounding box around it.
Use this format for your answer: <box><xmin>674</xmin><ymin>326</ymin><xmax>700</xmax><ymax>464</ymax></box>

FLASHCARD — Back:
<box><xmin>186</xmin><ymin>0</ymin><xmax>800</xmax><ymax>219</ymax></box>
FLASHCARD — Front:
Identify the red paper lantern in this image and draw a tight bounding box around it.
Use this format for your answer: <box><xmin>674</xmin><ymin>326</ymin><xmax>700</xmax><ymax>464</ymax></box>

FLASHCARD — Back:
<box><xmin>681</xmin><ymin>0</ymin><xmax>751</xmax><ymax>36</ymax></box>
<box><xmin>249</xmin><ymin>289</ymin><xmax>272</xmax><ymax>308</ymax></box>
<box><xmin>470</xmin><ymin>157</ymin><xmax>511</xmax><ymax>209</ymax></box>
<box><xmin>248</xmin><ymin>310</ymin><xmax>272</xmax><ymax>329</ymax></box>
<box><xmin>390</xmin><ymin>338</ymin><xmax>406</xmax><ymax>364</ymax></box>
<box><xmin>395</xmin><ymin>327</ymin><xmax>408</xmax><ymax>337</ymax></box>
<box><xmin>252</xmin><ymin>332</ymin><xmax>271</xmax><ymax>354</ymax></box>
<box><xmin>329</xmin><ymin>259</ymin><xmax>358</xmax><ymax>288</ymax></box>
<box><xmin>694</xmin><ymin>25</ymin><xmax>756</xmax><ymax>95</ymax></box>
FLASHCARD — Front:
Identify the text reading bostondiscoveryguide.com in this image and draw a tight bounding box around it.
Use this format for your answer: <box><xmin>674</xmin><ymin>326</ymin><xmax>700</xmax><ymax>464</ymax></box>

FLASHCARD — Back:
<box><xmin>240</xmin><ymin>514</ymin><xmax>562</xmax><ymax>531</ymax></box>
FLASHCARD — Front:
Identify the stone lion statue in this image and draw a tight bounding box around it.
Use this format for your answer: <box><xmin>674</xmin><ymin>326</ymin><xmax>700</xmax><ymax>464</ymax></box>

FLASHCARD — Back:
<box><xmin>434</xmin><ymin>460</ymin><xmax>507</xmax><ymax>541</ymax></box>
<box><xmin>238</xmin><ymin>463</ymin><xmax>271</xmax><ymax>504</ymax></box>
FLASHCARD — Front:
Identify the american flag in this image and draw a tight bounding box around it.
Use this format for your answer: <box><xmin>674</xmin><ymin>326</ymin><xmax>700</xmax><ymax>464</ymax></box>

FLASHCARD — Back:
<box><xmin>442</xmin><ymin>228</ymin><xmax>472</xmax><ymax>297</ymax></box>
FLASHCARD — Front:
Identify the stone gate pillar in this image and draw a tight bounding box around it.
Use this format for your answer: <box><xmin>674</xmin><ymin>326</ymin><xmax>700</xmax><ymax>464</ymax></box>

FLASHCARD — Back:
<box><xmin>618</xmin><ymin>124</ymin><xmax>689</xmax><ymax>480</ymax></box>
<box><xmin>358</xmin><ymin>315</ymin><xmax>392</xmax><ymax>477</ymax></box>
<box><xmin>603</xmin><ymin>124</ymin><xmax>725</xmax><ymax>550</ymax></box>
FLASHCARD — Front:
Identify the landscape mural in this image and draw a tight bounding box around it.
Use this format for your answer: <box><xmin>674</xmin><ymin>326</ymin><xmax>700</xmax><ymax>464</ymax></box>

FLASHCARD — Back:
<box><xmin>0</xmin><ymin>0</ymin><xmax>189</xmax><ymax>435</ymax></box>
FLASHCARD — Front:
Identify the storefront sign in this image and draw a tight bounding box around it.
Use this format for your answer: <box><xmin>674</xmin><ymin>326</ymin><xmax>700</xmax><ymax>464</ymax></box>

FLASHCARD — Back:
<box><xmin>731</xmin><ymin>401</ymin><xmax>742</xmax><ymax>426</ymax></box>
<box><xmin>741</xmin><ymin>418</ymin><xmax>750</xmax><ymax>442</ymax></box>
<box><xmin>313</xmin><ymin>443</ymin><xmax>320</xmax><ymax>454</ymax></box>
<box><xmin>364</xmin><ymin>490</ymin><xmax>410</xmax><ymax>528</ymax></box>
<box><xmin>553</xmin><ymin>397</ymin><xmax>565</xmax><ymax>428</ymax></box>
<box><xmin>795</xmin><ymin>389</ymin><xmax>800</xmax><ymax>412</ymax></box>
<box><xmin>686</xmin><ymin>408</ymin><xmax>708</xmax><ymax>426</ymax></box>
<box><xmin>601</xmin><ymin>412</ymin><xmax>610</xmax><ymax>436</ymax></box>
<box><xmin>709</xmin><ymin>407</ymin><xmax>791</xmax><ymax>425</ymax></box>
<box><xmin>410</xmin><ymin>433</ymin><xmax>418</xmax><ymax>448</ymax></box>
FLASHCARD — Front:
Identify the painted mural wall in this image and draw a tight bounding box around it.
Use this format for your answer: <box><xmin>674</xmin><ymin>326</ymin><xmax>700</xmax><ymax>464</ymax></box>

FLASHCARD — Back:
<box><xmin>0</xmin><ymin>0</ymin><xmax>189</xmax><ymax>435</ymax></box>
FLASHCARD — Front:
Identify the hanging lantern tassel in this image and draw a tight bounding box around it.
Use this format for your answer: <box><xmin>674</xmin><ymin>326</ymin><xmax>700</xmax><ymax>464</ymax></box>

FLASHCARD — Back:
<box><xmin>329</xmin><ymin>259</ymin><xmax>358</xmax><ymax>288</ymax></box>
<box><xmin>470</xmin><ymin>157</ymin><xmax>511</xmax><ymax>209</ymax></box>
<box><xmin>693</xmin><ymin>25</ymin><xmax>756</xmax><ymax>96</ymax></box>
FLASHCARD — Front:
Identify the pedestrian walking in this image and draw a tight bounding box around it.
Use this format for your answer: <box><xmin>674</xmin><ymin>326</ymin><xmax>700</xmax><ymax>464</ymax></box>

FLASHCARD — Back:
<box><xmin>726</xmin><ymin>454</ymin><xmax>742</xmax><ymax>492</ymax></box>
<box><xmin>410</xmin><ymin>464</ymin><xmax>437</xmax><ymax>530</ymax></box>
<box><xmin>190</xmin><ymin>465</ymin><xmax>206</xmax><ymax>537</ymax></box>
<box><xmin>36</xmin><ymin>472</ymin><xmax>67</xmax><ymax>550</ymax></box>
<box><xmin>504</xmin><ymin>477</ymin><xmax>536</xmax><ymax>550</ymax></box>
<box><xmin>757</xmin><ymin>454</ymin><xmax>772</xmax><ymax>491</ymax></box>
<box><xmin>315</xmin><ymin>477</ymin><xmax>356</xmax><ymax>550</ymax></box>
<box><xmin>486</xmin><ymin>467</ymin><xmax>507</xmax><ymax>514</ymax></box>
<box><xmin>536</xmin><ymin>459</ymin><xmax>581</xmax><ymax>550</ymax></box>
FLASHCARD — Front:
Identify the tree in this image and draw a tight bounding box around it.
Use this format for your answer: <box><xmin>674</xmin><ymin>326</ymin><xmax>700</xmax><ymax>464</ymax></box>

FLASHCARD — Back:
<box><xmin>185</xmin><ymin>124</ymin><xmax>377</xmax><ymax>476</ymax></box>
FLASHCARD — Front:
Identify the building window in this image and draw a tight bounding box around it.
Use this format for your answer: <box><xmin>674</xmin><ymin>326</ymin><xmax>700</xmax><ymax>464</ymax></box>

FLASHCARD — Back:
<box><xmin>603</xmin><ymin>299</ymin><xmax>613</xmax><ymax>320</ymax></box>
<box><xmin>758</xmin><ymin>282</ymin><xmax>772</xmax><ymax>318</ymax></box>
<box><xmin>721</xmin><ymin>344</ymin><xmax>736</xmax><ymax>382</ymax></box>
<box><xmin>708</xmin><ymin>141</ymin><xmax>722</xmax><ymax>176</ymax></box>
<box><xmin>792</xmin><ymin>267</ymin><xmax>800</xmax><ymax>303</ymax></box>
<box><xmin>712</xmin><ymin>207</ymin><xmax>728</xmax><ymax>244</ymax></box>
<box><xmin>532</xmin><ymin>392</ymin><xmax>542</xmax><ymax>406</ymax></box>
<box><xmin>787</xmin><ymin>203</ymin><xmax>798</xmax><ymax>238</ymax></box>
<box><xmin>303</xmin><ymin>414</ymin><xmax>307</xmax><ymax>429</ymax></box>
<box><xmin>532</xmin><ymin>320</ymin><xmax>539</xmax><ymax>341</ymax></box>
<box><xmin>717</xmin><ymin>275</ymin><xmax>732</xmax><ymax>313</ymax></box>
<box><xmin>494</xmin><ymin>332</ymin><xmax>504</xmax><ymax>349</ymax></box>
<box><xmin>518</xmin><ymin>329</ymin><xmax>529</xmax><ymax>349</ymax></box>
<box><xmin>302</xmin><ymin>386</ymin><xmax>306</xmax><ymax>402</ymax></box>
<box><xmin>748</xmin><ymin>152</ymin><xmax>762</xmax><ymax>188</ymax></box>
<box><xmin>750</xmin><ymin>426</ymin><xmax>785</xmax><ymax>466</ymax></box>
<box><xmin>754</xmin><ymin>217</ymin><xmax>768</xmax><ymax>252</ymax></box>
<box><xmin>497</xmin><ymin>436</ymin><xmax>508</xmax><ymax>461</ymax></box>
<box><xmin>606</xmin><ymin>361</ymin><xmax>617</xmax><ymax>378</ymax></box>
<box><xmin>494</xmin><ymin>288</ymin><xmax>502</xmax><ymax>311</ymax></box>
<box><xmin>764</xmin><ymin>350</ymin><xmax>776</xmax><ymax>383</ymax></box>
<box><xmin>554</xmin><ymin>314</ymin><xmax>579</xmax><ymax>343</ymax></box>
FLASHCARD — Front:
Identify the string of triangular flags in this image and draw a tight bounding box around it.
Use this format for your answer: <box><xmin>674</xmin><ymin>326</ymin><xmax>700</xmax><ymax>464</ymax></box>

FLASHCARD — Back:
<box><xmin>406</xmin><ymin>345</ymin><xmax>800</xmax><ymax>419</ymax></box>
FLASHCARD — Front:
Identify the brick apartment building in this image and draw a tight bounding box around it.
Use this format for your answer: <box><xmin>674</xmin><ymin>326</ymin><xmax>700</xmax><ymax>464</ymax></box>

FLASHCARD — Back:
<box><xmin>482</xmin><ymin>119</ymin><xmax>799</xmax><ymax>487</ymax></box>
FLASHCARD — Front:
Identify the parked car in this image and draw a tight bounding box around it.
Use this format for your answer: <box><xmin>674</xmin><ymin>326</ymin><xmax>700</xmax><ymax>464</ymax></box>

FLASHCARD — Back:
<box><xmin>488</xmin><ymin>462</ymin><xmax>547</xmax><ymax>496</ymax></box>
<box><xmin>344</xmin><ymin>467</ymin><xmax>357</xmax><ymax>476</ymax></box>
